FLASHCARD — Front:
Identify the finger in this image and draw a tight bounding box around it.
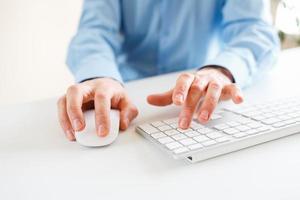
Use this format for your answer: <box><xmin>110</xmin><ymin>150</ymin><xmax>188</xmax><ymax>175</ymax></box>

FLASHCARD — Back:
<box><xmin>227</xmin><ymin>84</ymin><xmax>244</xmax><ymax>104</ymax></box>
<box><xmin>94</xmin><ymin>91</ymin><xmax>112</xmax><ymax>137</ymax></box>
<box><xmin>57</xmin><ymin>96</ymin><xmax>75</xmax><ymax>141</ymax></box>
<box><xmin>172</xmin><ymin>73</ymin><xmax>195</xmax><ymax>105</ymax></box>
<box><xmin>198</xmin><ymin>81</ymin><xmax>222</xmax><ymax>123</ymax></box>
<box><xmin>119</xmin><ymin>97</ymin><xmax>139</xmax><ymax>131</ymax></box>
<box><xmin>66</xmin><ymin>85</ymin><xmax>85</xmax><ymax>131</ymax></box>
<box><xmin>178</xmin><ymin>76</ymin><xmax>209</xmax><ymax>129</ymax></box>
<box><xmin>147</xmin><ymin>89</ymin><xmax>173</xmax><ymax>106</ymax></box>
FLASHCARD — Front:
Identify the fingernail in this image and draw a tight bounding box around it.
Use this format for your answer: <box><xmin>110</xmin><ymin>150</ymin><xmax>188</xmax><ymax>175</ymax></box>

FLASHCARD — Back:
<box><xmin>179</xmin><ymin>118</ymin><xmax>189</xmax><ymax>129</ymax></box>
<box><xmin>73</xmin><ymin>119</ymin><xmax>82</xmax><ymax>130</ymax></box>
<box><xmin>66</xmin><ymin>130</ymin><xmax>75</xmax><ymax>141</ymax></box>
<box><xmin>175</xmin><ymin>94</ymin><xmax>184</xmax><ymax>103</ymax></box>
<box><xmin>98</xmin><ymin>125</ymin><xmax>107</xmax><ymax>137</ymax></box>
<box><xmin>199</xmin><ymin>110</ymin><xmax>209</xmax><ymax>121</ymax></box>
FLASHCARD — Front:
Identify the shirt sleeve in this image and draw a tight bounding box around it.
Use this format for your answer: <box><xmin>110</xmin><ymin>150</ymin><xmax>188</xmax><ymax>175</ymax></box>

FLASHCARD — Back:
<box><xmin>203</xmin><ymin>0</ymin><xmax>280</xmax><ymax>88</ymax></box>
<box><xmin>66</xmin><ymin>0</ymin><xmax>123</xmax><ymax>83</ymax></box>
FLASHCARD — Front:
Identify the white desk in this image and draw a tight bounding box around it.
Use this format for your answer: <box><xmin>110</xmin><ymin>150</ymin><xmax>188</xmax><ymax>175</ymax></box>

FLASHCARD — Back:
<box><xmin>1</xmin><ymin>48</ymin><xmax>300</xmax><ymax>200</ymax></box>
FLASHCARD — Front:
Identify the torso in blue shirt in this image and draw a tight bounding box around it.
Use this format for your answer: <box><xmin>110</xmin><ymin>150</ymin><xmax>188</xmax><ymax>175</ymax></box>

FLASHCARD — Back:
<box><xmin>119</xmin><ymin>0</ymin><xmax>222</xmax><ymax>81</ymax></box>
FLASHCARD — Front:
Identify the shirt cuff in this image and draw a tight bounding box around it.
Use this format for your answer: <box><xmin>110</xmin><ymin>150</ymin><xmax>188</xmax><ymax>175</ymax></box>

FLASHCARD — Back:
<box><xmin>202</xmin><ymin>51</ymin><xmax>251</xmax><ymax>88</ymax></box>
<box><xmin>74</xmin><ymin>59</ymin><xmax>123</xmax><ymax>84</ymax></box>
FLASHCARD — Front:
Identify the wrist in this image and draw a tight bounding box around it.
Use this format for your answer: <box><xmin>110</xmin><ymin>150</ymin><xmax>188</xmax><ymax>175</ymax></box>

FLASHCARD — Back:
<box><xmin>198</xmin><ymin>65</ymin><xmax>235</xmax><ymax>83</ymax></box>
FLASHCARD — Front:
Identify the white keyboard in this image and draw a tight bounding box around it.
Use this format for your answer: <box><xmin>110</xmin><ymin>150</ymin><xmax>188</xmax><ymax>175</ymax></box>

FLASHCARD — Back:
<box><xmin>136</xmin><ymin>96</ymin><xmax>300</xmax><ymax>163</ymax></box>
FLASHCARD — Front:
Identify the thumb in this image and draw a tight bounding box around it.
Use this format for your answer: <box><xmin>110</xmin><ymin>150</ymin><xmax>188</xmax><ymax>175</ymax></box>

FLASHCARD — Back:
<box><xmin>147</xmin><ymin>89</ymin><xmax>173</xmax><ymax>106</ymax></box>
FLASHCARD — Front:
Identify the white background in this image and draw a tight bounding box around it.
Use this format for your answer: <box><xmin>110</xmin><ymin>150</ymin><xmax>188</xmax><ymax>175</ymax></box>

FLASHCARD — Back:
<box><xmin>0</xmin><ymin>0</ymin><xmax>83</xmax><ymax>106</ymax></box>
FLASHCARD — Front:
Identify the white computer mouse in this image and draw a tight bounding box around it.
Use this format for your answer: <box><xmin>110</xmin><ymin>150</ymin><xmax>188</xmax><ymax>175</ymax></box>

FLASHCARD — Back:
<box><xmin>74</xmin><ymin>109</ymin><xmax>120</xmax><ymax>147</ymax></box>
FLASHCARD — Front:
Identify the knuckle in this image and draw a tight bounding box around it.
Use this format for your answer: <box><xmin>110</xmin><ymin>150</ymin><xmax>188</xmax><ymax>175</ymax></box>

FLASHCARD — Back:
<box><xmin>131</xmin><ymin>106</ymin><xmax>139</xmax><ymax>116</ymax></box>
<box><xmin>210</xmin><ymin>81</ymin><xmax>221</xmax><ymax>90</ymax></box>
<box><xmin>94</xmin><ymin>91</ymin><xmax>107</xmax><ymax>100</ymax></box>
<box><xmin>68</xmin><ymin>105</ymin><xmax>81</xmax><ymax>114</ymax></box>
<box><xmin>57</xmin><ymin>96</ymin><xmax>65</xmax><ymax>107</ymax></box>
<box><xmin>67</xmin><ymin>85</ymin><xmax>80</xmax><ymax>94</ymax></box>
<box><xmin>190</xmin><ymin>83</ymin><xmax>202</xmax><ymax>93</ymax></box>
<box><xmin>180</xmin><ymin>72</ymin><xmax>194</xmax><ymax>80</ymax></box>
<box><xmin>206</xmin><ymin>96</ymin><xmax>218</xmax><ymax>107</ymax></box>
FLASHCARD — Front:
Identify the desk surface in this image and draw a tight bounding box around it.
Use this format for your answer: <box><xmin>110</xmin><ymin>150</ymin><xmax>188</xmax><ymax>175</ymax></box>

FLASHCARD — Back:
<box><xmin>1</xmin><ymin>48</ymin><xmax>300</xmax><ymax>200</ymax></box>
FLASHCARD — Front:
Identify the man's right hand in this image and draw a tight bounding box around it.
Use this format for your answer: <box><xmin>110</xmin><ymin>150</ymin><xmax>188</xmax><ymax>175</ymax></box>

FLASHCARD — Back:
<box><xmin>57</xmin><ymin>78</ymin><xmax>138</xmax><ymax>141</ymax></box>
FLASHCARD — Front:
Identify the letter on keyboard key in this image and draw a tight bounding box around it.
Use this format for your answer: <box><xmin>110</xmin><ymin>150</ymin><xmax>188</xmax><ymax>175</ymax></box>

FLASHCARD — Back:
<box><xmin>158</xmin><ymin>137</ymin><xmax>174</xmax><ymax>144</ymax></box>
<box><xmin>165</xmin><ymin>142</ymin><xmax>183</xmax><ymax>150</ymax></box>
<box><xmin>173</xmin><ymin>147</ymin><xmax>189</xmax><ymax>154</ymax></box>
<box><xmin>139</xmin><ymin>124</ymin><xmax>159</xmax><ymax>134</ymax></box>
<box><xmin>193</xmin><ymin>135</ymin><xmax>210</xmax><ymax>142</ymax></box>
<box><xmin>179</xmin><ymin>138</ymin><xmax>197</xmax><ymax>146</ymax></box>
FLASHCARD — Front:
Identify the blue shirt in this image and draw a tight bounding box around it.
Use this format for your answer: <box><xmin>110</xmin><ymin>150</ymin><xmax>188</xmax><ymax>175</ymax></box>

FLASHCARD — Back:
<box><xmin>67</xmin><ymin>0</ymin><xmax>280</xmax><ymax>88</ymax></box>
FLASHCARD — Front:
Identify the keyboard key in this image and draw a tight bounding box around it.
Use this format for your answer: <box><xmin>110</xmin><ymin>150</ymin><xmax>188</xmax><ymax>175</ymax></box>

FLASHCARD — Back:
<box><xmin>202</xmin><ymin>140</ymin><xmax>217</xmax><ymax>147</ymax></box>
<box><xmin>214</xmin><ymin>123</ymin><xmax>230</xmax><ymax>130</ymax></box>
<box><xmin>151</xmin><ymin>132</ymin><xmax>166</xmax><ymax>139</ymax></box>
<box><xmin>262</xmin><ymin>118</ymin><xmax>281</xmax><ymax>125</ymax></box>
<box><xmin>164</xmin><ymin>129</ymin><xmax>180</xmax><ymax>136</ymax></box>
<box><xmin>163</xmin><ymin>118</ymin><xmax>178</xmax><ymax>124</ymax></box>
<box><xmin>165</xmin><ymin>142</ymin><xmax>183</xmax><ymax>150</ymax></box>
<box><xmin>272</xmin><ymin>122</ymin><xmax>286</xmax><ymax>128</ymax></box>
<box><xmin>197</xmin><ymin>128</ymin><xmax>214</xmax><ymax>134</ymax></box>
<box><xmin>235</xmin><ymin>125</ymin><xmax>251</xmax><ymax>132</ymax></box>
<box><xmin>173</xmin><ymin>147</ymin><xmax>189</xmax><ymax>154</ymax></box>
<box><xmin>172</xmin><ymin>134</ymin><xmax>188</xmax><ymax>140</ymax></box>
<box><xmin>216</xmin><ymin>136</ymin><xmax>231</xmax><ymax>143</ymax></box>
<box><xmin>139</xmin><ymin>124</ymin><xmax>159</xmax><ymax>134</ymax></box>
<box><xmin>245</xmin><ymin>129</ymin><xmax>260</xmax><ymax>135</ymax></box>
<box><xmin>151</xmin><ymin>121</ymin><xmax>165</xmax><ymax>127</ymax></box>
<box><xmin>252</xmin><ymin>115</ymin><xmax>266</xmax><ymax>121</ymax></box>
<box><xmin>233</xmin><ymin>132</ymin><xmax>248</xmax><ymax>138</ymax></box>
<box><xmin>158</xmin><ymin>137</ymin><xmax>174</xmax><ymax>144</ymax></box>
<box><xmin>211</xmin><ymin>114</ymin><xmax>222</xmax><ymax>120</ymax></box>
<box><xmin>226</xmin><ymin>121</ymin><xmax>240</xmax><ymax>127</ymax></box>
<box><xmin>177</xmin><ymin>128</ymin><xmax>193</xmax><ymax>133</ymax></box>
<box><xmin>282</xmin><ymin>119</ymin><xmax>297</xmax><ymax>126</ymax></box>
<box><xmin>158</xmin><ymin>125</ymin><xmax>172</xmax><ymax>131</ymax></box>
<box><xmin>206</xmin><ymin>132</ymin><xmax>224</xmax><ymax>139</ymax></box>
<box><xmin>223</xmin><ymin>128</ymin><xmax>239</xmax><ymax>135</ymax></box>
<box><xmin>237</xmin><ymin>118</ymin><xmax>253</xmax><ymax>124</ymax></box>
<box><xmin>188</xmin><ymin>143</ymin><xmax>203</xmax><ymax>150</ymax></box>
<box><xmin>190</xmin><ymin>121</ymin><xmax>204</xmax><ymax>130</ymax></box>
<box><xmin>257</xmin><ymin>126</ymin><xmax>271</xmax><ymax>132</ymax></box>
<box><xmin>185</xmin><ymin>131</ymin><xmax>200</xmax><ymax>137</ymax></box>
<box><xmin>179</xmin><ymin>138</ymin><xmax>197</xmax><ymax>146</ymax></box>
<box><xmin>247</xmin><ymin>122</ymin><xmax>262</xmax><ymax>129</ymax></box>
<box><xmin>193</xmin><ymin>135</ymin><xmax>210</xmax><ymax>142</ymax></box>
<box><xmin>170</xmin><ymin>123</ymin><xmax>179</xmax><ymax>129</ymax></box>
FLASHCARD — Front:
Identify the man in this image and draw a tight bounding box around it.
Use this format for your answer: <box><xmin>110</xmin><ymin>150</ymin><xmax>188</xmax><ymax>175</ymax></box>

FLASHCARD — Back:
<box><xmin>57</xmin><ymin>0</ymin><xmax>280</xmax><ymax>141</ymax></box>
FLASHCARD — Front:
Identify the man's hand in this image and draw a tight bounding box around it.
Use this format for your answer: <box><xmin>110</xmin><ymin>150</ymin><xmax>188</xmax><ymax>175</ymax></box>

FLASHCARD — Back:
<box><xmin>147</xmin><ymin>67</ymin><xmax>243</xmax><ymax>129</ymax></box>
<box><xmin>57</xmin><ymin>78</ymin><xmax>138</xmax><ymax>141</ymax></box>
